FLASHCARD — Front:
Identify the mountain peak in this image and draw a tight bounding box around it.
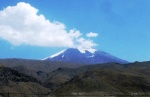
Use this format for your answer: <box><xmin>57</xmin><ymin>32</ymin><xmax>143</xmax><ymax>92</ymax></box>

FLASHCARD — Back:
<box><xmin>49</xmin><ymin>48</ymin><xmax>96</xmax><ymax>58</ymax></box>
<box><xmin>45</xmin><ymin>48</ymin><xmax>128</xmax><ymax>64</ymax></box>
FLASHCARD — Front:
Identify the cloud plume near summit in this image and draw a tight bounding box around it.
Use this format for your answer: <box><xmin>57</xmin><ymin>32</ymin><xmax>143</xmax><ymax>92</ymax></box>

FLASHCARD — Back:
<box><xmin>0</xmin><ymin>2</ymin><xmax>97</xmax><ymax>51</ymax></box>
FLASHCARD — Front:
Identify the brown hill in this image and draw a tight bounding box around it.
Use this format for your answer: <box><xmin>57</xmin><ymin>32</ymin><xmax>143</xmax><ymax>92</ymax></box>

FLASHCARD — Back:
<box><xmin>0</xmin><ymin>58</ymin><xmax>83</xmax><ymax>82</ymax></box>
<box><xmin>54</xmin><ymin>62</ymin><xmax>150</xmax><ymax>96</ymax></box>
<box><xmin>0</xmin><ymin>65</ymin><xmax>50</xmax><ymax>97</ymax></box>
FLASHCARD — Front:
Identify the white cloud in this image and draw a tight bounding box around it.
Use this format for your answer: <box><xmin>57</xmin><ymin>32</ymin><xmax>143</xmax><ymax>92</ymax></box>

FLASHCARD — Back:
<box><xmin>86</xmin><ymin>32</ymin><xmax>98</xmax><ymax>37</ymax></box>
<box><xmin>0</xmin><ymin>2</ymin><xmax>97</xmax><ymax>50</ymax></box>
<box><xmin>76</xmin><ymin>38</ymin><xmax>97</xmax><ymax>53</ymax></box>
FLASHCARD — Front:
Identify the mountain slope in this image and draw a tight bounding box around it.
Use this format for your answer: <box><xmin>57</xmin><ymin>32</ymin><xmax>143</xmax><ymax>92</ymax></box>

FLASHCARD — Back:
<box><xmin>44</xmin><ymin>63</ymin><xmax>119</xmax><ymax>90</ymax></box>
<box><xmin>0</xmin><ymin>65</ymin><xmax>50</xmax><ymax>97</ymax></box>
<box><xmin>45</xmin><ymin>48</ymin><xmax>128</xmax><ymax>64</ymax></box>
<box><xmin>54</xmin><ymin>61</ymin><xmax>150</xmax><ymax>96</ymax></box>
<box><xmin>44</xmin><ymin>61</ymin><xmax>150</xmax><ymax>91</ymax></box>
<box><xmin>0</xmin><ymin>58</ymin><xmax>83</xmax><ymax>82</ymax></box>
<box><xmin>0</xmin><ymin>66</ymin><xmax>38</xmax><ymax>84</ymax></box>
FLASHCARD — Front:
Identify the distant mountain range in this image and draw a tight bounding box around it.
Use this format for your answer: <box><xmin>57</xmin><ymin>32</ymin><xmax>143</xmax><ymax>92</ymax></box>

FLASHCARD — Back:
<box><xmin>45</xmin><ymin>48</ymin><xmax>128</xmax><ymax>64</ymax></box>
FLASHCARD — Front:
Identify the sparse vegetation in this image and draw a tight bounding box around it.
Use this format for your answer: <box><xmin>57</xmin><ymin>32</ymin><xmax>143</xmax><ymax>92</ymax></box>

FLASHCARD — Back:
<box><xmin>0</xmin><ymin>59</ymin><xmax>150</xmax><ymax>97</ymax></box>
<box><xmin>0</xmin><ymin>65</ymin><xmax>50</xmax><ymax>97</ymax></box>
<box><xmin>54</xmin><ymin>62</ymin><xmax>150</xmax><ymax>96</ymax></box>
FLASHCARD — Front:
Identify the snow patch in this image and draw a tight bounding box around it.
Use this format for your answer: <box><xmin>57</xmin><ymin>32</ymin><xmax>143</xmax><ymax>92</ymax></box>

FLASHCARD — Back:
<box><xmin>77</xmin><ymin>48</ymin><xmax>96</xmax><ymax>53</ymax></box>
<box><xmin>50</xmin><ymin>49</ymin><xmax>66</xmax><ymax>58</ymax></box>
<box><xmin>62</xmin><ymin>55</ymin><xmax>64</xmax><ymax>58</ymax></box>
<box><xmin>88</xmin><ymin>55</ymin><xmax>95</xmax><ymax>58</ymax></box>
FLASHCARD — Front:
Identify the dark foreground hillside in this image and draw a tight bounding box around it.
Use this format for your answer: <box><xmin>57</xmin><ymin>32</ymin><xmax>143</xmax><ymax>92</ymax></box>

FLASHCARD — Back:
<box><xmin>0</xmin><ymin>58</ymin><xmax>150</xmax><ymax>97</ymax></box>
<box><xmin>0</xmin><ymin>58</ymin><xmax>83</xmax><ymax>82</ymax></box>
<box><xmin>0</xmin><ymin>65</ymin><xmax>50</xmax><ymax>97</ymax></box>
<box><xmin>53</xmin><ymin>61</ymin><xmax>150</xmax><ymax>96</ymax></box>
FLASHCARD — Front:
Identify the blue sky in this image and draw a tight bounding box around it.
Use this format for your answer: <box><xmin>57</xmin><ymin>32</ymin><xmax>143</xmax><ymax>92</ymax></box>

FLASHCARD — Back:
<box><xmin>0</xmin><ymin>0</ymin><xmax>150</xmax><ymax>62</ymax></box>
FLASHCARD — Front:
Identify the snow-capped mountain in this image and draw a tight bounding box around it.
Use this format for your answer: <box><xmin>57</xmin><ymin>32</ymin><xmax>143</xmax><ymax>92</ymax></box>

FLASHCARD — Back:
<box><xmin>45</xmin><ymin>48</ymin><xmax>128</xmax><ymax>64</ymax></box>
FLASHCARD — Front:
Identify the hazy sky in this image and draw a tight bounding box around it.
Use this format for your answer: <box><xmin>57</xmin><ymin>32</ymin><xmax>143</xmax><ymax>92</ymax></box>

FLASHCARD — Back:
<box><xmin>0</xmin><ymin>0</ymin><xmax>150</xmax><ymax>62</ymax></box>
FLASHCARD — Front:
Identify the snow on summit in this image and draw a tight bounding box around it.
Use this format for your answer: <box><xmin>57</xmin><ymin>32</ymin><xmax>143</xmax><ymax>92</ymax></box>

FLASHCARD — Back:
<box><xmin>44</xmin><ymin>48</ymin><xmax>128</xmax><ymax>64</ymax></box>
<box><xmin>50</xmin><ymin>49</ymin><xmax>66</xmax><ymax>58</ymax></box>
<box><xmin>77</xmin><ymin>47</ymin><xmax>96</xmax><ymax>53</ymax></box>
